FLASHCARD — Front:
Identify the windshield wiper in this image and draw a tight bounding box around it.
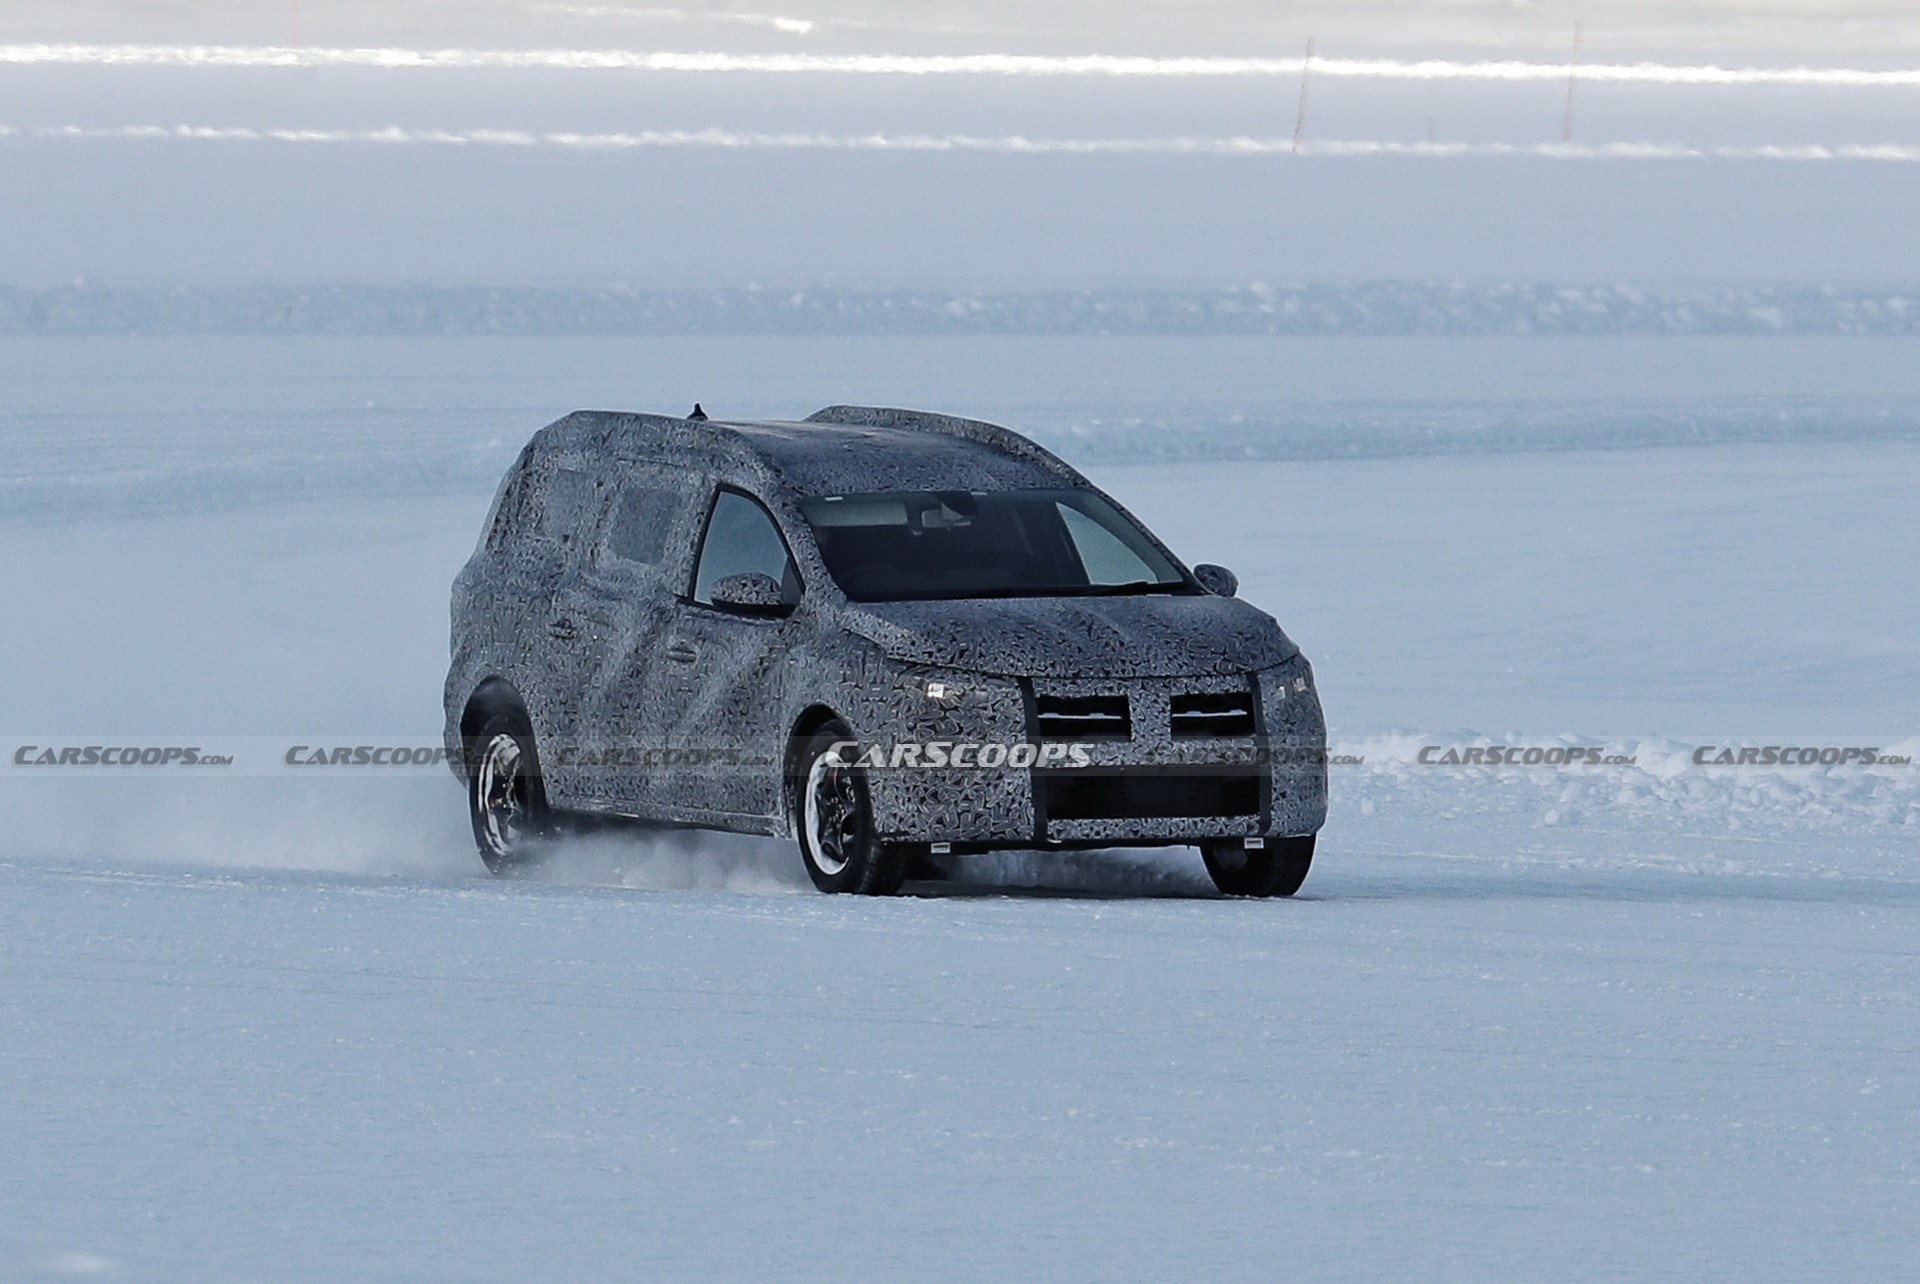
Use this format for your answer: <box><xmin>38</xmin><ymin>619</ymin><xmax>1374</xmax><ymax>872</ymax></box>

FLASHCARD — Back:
<box><xmin>848</xmin><ymin>581</ymin><xmax>1195</xmax><ymax>602</ymax></box>
<box><xmin>1077</xmin><ymin>581</ymin><xmax>1191</xmax><ymax>596</ymax></box>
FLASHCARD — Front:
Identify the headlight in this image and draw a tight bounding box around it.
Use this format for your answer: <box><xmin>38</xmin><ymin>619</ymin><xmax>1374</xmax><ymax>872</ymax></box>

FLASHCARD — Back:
<box><xmin>1260</xmin><ymin>657</ymin><xmax>1314</xmax><ymax>702</ymax></box>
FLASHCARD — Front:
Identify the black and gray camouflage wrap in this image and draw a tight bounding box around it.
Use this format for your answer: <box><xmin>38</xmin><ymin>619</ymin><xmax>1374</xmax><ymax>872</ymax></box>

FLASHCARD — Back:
<box><xmin>444</xmin><ymin>404</ymin><xmax>1328</xmax><ymax>852</ymax></box>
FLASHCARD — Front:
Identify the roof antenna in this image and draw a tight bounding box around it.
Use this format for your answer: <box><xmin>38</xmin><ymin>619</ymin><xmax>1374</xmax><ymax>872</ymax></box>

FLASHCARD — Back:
<box><xmin>688</xmin><ymin>402</ymin><xmax>708</xmax><ymax>421</ymax></box>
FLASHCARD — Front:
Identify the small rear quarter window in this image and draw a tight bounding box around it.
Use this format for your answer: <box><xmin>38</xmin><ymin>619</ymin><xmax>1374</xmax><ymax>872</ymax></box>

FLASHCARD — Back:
<box><xmin>605</xmin><ymin>486</ymin><xmax>680</xmax><ymax>566</ymax></box>
<box><xmin>484</xmin><ymin>469</ymin><xmax>529</xmax><ymax>551</ymax></box>
<box><xmin>537</xmin><ymin>468</ymin><xmax>600</xmax><ymax>545</ymax></box>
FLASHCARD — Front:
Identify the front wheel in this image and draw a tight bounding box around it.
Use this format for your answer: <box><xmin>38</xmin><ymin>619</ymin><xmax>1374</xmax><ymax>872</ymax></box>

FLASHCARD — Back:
<box><xmin>467</xmin><ymin>710</ymin><xmax>555</xmax><ymax>875</ymax></box>
<box><xmin>794</xmin><ymin>724</ymin><xmax>907</xmax><ymax>895</ymax></box>
<box><xmin>1202</xmin><ymin>835</ymin><xmax>1314</xmax><ymax>898</ymax></box>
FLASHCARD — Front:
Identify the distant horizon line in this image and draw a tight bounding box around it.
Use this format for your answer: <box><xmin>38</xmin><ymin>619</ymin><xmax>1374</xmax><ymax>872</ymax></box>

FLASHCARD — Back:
<box><xmin>6</xmin><ymin>282</ymin><xmax>1919</xmax><ymax>339</ymax></box>
<box><xmin>9</xmin><ymin>282</ymin><xmax>1919</xmax><ymax>293</ymax></box>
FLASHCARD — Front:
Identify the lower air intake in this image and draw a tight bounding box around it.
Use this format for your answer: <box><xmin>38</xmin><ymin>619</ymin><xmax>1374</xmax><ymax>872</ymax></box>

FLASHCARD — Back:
<box><xmin>1041</xmin><ymin>768</ymin><xmax>1260</xmax><ymax>821</ymax></box>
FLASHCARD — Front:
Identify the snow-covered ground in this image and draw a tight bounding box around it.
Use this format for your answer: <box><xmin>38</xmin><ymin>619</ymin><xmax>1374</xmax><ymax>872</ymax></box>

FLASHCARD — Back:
<box><xmin>6</xmin><ymin>853</ymin><xmax>1917</xmax><ymax>1281</ymax></box>
<box><xmin>3</xmin><ymin>336</ymin><xmax>1918</xmax><ymax>1278</ymax></box>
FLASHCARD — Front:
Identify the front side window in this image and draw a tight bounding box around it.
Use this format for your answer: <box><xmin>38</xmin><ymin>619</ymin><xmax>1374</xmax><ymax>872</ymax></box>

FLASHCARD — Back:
<box><xmin>799</xmin><ymin>488</ymin><xmax>1192</xmax><ymax>603</ymax></box>
<box><xmin>692</xmin><ymin>490</ymin><xmax>800</xmax><ymax>605</ymax></box>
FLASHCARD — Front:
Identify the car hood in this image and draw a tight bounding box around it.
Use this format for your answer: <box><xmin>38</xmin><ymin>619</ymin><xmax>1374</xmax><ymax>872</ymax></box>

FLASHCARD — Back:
<box><xmin>840</xmin><ymin>593</ymin><xmax>1298</xmax><ymax>679</ymax></box>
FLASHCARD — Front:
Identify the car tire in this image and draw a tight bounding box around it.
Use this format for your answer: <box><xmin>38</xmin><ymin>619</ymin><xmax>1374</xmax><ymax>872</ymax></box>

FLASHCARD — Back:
<box><xmin>1202</xmin><ymin>835</ymin><xmax>1314</xmax><ymax>898</ymax></box>
<box><xmin>794</xmin><ymin>723</ymin><xmax>907</xmax><ymax>895</ymax></box>
<box><xmin>467</xmin><ymin>709</ymin><xmax>555</xmax><ymax>875</ymax></box>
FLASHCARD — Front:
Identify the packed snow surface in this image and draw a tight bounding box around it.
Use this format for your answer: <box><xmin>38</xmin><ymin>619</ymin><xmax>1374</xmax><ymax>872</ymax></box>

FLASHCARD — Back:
<box><xmin>6</xmin><ymin>854</ymin><xmax>1917</xmax><ymax>1280</ymax></box>
<box><xmin>2</xmin><ymin>336</ymin><xmax>1917</xmax><ymax>1278</ymax></box>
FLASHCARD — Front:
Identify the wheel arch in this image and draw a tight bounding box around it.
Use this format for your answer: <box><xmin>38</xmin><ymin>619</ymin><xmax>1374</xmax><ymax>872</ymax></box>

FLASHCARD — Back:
<box><xmin>783</xmin><ymin>704</ymin><xmax>847</xmax><ymax>833</ymax></box>
<box><xmin>460</xmin><ymin>678</ymin><xmax>531</xmax><ymax>775</ymax></box>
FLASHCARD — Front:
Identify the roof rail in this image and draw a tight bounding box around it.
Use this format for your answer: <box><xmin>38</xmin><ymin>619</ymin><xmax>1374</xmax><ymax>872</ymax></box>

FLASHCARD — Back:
<box><xmin>804</xmin><ymin>404</ymin><xmax>1084</xmax><ymax>485</ymax></box>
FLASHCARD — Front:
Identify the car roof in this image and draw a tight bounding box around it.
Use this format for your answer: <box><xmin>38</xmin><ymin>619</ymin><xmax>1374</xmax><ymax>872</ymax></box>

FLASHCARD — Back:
<box><xmin>722</xmin><ymin>418</ymin><xmax>1069</xmax><ymax>495</ymax></box>
<box><xmin>527</xmin><ymin>404</ymin><xmax>1088</xmax><ymax>498</ymax></box>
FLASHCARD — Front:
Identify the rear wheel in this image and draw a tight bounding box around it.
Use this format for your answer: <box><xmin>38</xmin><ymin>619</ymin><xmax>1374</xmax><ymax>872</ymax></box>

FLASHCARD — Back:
<box><xmin>1202</xmin><ymin>835</ymin><xmax>1314</xmax><ymax>898</ymax></box>
<box><xmin>794</xmin><ymin>724</ymin><xmax>907</xmax><ymax>895</ymax></box>
<box><xmin>467</xmin><ymin>710</ymin><xmax>554</xmax><ymax>874</ymax></box>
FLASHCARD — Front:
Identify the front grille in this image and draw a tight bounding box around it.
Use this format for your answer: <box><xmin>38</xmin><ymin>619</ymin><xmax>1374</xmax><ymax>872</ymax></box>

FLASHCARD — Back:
<box><xmin>1170</xmin><ymin>690</ymin><xmax>1255</xmax><ymax>738</ymax></box>
<box><xmin>1041</xmin><ymin>768</ymin><xmax>1260</xmax><ymax>821</ymax></box>
<box><xmin>1035</xmin><ymin>693</ymin><xmax>1131</xmax><ymax>740</ymax></box>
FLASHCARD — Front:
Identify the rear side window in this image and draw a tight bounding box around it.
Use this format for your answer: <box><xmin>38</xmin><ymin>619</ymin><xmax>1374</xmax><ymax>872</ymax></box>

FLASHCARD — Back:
<box><xmin>537</xmin><ymin>468</ymin><xmax>599</xmax><ymax>545</ymax></box>
<box><xmin>604</xmin><ymin>486</ymin><xmax>680</xmax><ymax>566</ymax></box>
<box><xmin>693</xmin><ymin>490</ymin><xmax>799</xmax><ymax>604</ymax></box>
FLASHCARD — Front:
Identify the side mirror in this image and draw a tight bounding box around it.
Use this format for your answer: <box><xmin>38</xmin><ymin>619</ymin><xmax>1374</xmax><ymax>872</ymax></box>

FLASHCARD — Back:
<box><xmin>1192</xmin><ymin>563</ymin><xmax>1239</xmax><ymax>598</ymax></box>
<box><xmin>708</xmin><ymin>571</ymin><xmax>791</xmax><ymax>615</ymax></box>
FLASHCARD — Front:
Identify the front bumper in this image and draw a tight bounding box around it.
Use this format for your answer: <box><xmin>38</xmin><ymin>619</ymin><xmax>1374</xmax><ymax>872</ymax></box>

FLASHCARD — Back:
<box><xmin>859</xmin><ymin>659</ymin><xmax>1329</xmax><ymax>849</ymax></box>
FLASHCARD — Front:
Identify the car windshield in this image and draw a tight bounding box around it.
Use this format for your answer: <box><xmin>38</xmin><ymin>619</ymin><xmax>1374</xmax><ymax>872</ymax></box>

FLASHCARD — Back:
<box><xmin>799</xmin><ymin>488</ymin><xmax>1194</xmax><ymax>602</ymax></box>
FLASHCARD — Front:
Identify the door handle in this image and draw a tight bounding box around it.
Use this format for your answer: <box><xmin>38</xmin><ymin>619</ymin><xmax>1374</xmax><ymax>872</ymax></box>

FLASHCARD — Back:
<box><xmin>665</xmin><ymin>641</ymin><xmax>698</xmax><ymax>665</ymax></box>
<box><xmin>548</xmin><ymin>617</ymin><xmax>578</xmax><ymax>641</ymax></box>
